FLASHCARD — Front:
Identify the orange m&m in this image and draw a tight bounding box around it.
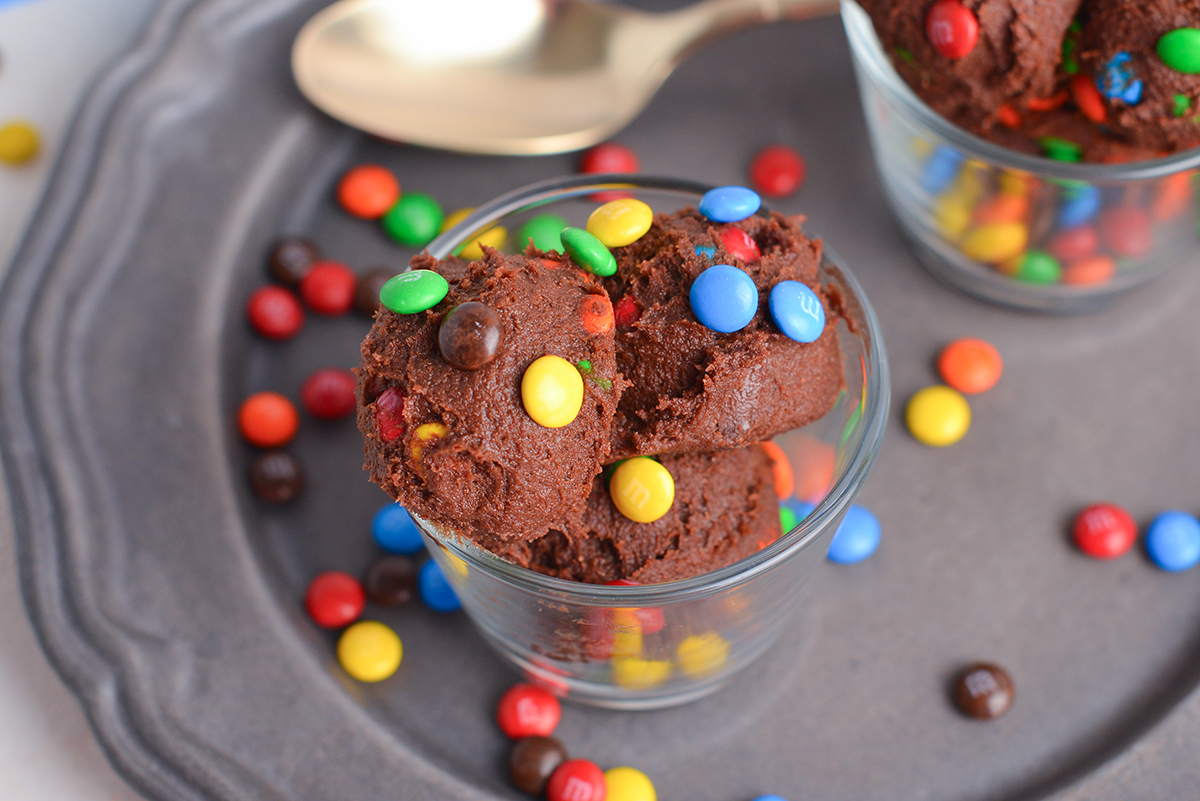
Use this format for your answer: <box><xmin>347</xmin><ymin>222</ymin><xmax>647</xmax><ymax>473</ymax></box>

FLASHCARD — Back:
<box><xmin>937</xmin><ymin>338</ymin><xmax>1002</xmax><ymax>395</ymax></box>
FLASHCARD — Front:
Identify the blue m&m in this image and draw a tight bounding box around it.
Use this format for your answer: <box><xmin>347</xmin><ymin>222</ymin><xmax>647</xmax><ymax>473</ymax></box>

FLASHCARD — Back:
<box><xmin>418</xmin><ymin>559</ymin><xmax>462</xmax><ymax>611</ymax></box>
<box><xmin>827</xmin><ymin>505</ymin><xmax>881</xmax><ymax>564</ymax></box>
<box><xmin>1056</xmin><ymin>184</ymin><xmax>1101</xmax><ymax>229</ymax></box>
<box><xmin>690</xmin><ymin>264</ymin><xmax>758</xmax><ymax>332</ymax></box>
<box><xmin>373</xmin><ymin>502</ymin><xmax>424</xmax><ymax>554</ymax></box>
<box><xmin>1145</xmin><ymin>510</ymin><xmax>1200</xmax><ymax>571</ymax></box>
<box><xmin>699</xmin><ymin>186</ymin><xmax>761</xmax><ymax>223</ymax></box>
<box><xmin>920</xmin><ymin>146</ymin><xmax>964</xmax><ymax>195</ymax></box>
<box><xmin>1098</xmin><ymin>53</ymin><xmax>1143</xmax><ymax>104</ymax></box>
<box><xmin>769</xmin><ymin>280</ymin><xmax>825</xmax><ymax>343</ymax></box>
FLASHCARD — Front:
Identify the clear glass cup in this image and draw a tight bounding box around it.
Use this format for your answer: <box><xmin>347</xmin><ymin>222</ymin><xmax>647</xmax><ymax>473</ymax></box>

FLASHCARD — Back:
<box><xmin>842</xmin><ymin>0</ymin><xmax>1200</xmax><ymax>313</ymax></box>
<box><xmin>411</xmin><ymin>174</ymin><xmax>889</xmax><ymax>709</ymax></box>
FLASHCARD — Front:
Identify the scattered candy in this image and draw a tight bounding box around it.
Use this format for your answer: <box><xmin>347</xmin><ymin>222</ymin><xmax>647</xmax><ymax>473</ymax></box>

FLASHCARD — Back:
<box><xmin>906</xmin><ymin>385</ymin><xmax>970</xmax><ymax>446</ymax></box>
<box><xmin>336</xmin><ymin>164</ymin><xmax>399</xmax><ymax>219</ymax></box>
<box><xmin>768</xmin><ymin>280</ymin><xmax>825</xmax><ymax>343</ymax></box>
<box><xmin>937</xmin><ymin>338</ymin><xmax>1002</xmax><ymax>394</ymax></box>
<box><xmin>239</xmin><ymin>392</ymin><xmax>300</xmax><ymax>447</ymax></box>
<box><xmin>248</xmin><ymin>450</ymin><xmax>304</xmax><ymax>503</ymax></box>
<box><xmin>578</xmin><ymin>141</ymin><xmax>640</xmax><ymax>174</ymax></box>
<box><xmin>300</xmin><ymin>368</ymin><xmax>357</xmax><ymax>420</ymax></box>
<box><xmin>604</xmin><ymin>766</ymin><xmax>656</xmax><ymax>801</ymax></box>
<box><xmin>1073</xmin><ymin>503</ymin><xmax>1137</xmax><ymax>559</ymax></box>
<box><xmin>517</xmin><ymin>213</ymin><xmax>569</xmax><ymax>253</ymax></box>
<box><xmin>610</xmin><ymin>457</ymin><xmax>675</xmax><ymax>523</ymax></box>
<box><xmin>971</xmin><ymin>193</ymin><xmax>1027</xmax><ymax>226</ymax></box>
<box><xmin>382</xmin><ymin>192</ymin><xmax>444</xmax><ymax>246</ymax></box>
<box><xmin>749</xmin><ymin>144</ymin><xmax>806</xmax><ymax>197</ymax></box>
<box><xmin>1144</xmin><ymin>511</ymin><xmax>1200</xmax><ymax>572</ymax></box>
<box><xmin>698</xmin><ymin>185</ymin><xmax>761</xmax><ymax>223</ymax></box>
<box><xmin>826</xmin><ymin>504</ymin><xmax>880</xmax><ymax>564</ymax></box>
<box><xmin>578</xmin><ymin>293</ymin><xmax>615</xmax><ymax>335</ymax></box>
<box><xmin>1013</xmin><ymin>249</ymin><xmax>1062</xmax><ymax>284</ymax></box>
<box><xmin>1098</xmin><ymin>53</ymin><xmax>1142</xmax><ymax>104</ymax></box>
<box><xmin>611</xmin><ymin>656</ymin><xmax>672</xmax><ymax>689</ymax></box>
<box><xmin>373</xmin><ymin>502</ymin><xmax>424</xmax><ymax>554</ymax></box>
<box><xmin>267</xmin><ymin>236</ymin><xmax>320</xmax><ymax>285</ymax></box>
<box><xmin>0</xmin><ymin>120</ymin><xmax>39</xmax><ymax>164</ymax></box>
<box><xmin>246</xmin><ymin>285</ymin><xmax>304</xmax><ymax>340</ymax></box>
<box><xmin>299</xmin><ymin>261</ymin><xmax>357</xmax><ymax>316</ymax></box>
<box><xmin>458</xmin><ymin>225</ymin><xmax>507</xmax><ymax>260</ymax></box>
<box><xmin>961</xmin><ymin>221</ymin><xmax>1027</xmax><ymax>263</ymax></box>
<box><xmin>546</xmin><ymin>759</ymin><xmax>607</xmax><ymax>801</ymax></box>
<box><xmin>920</xmin><ymin>146</ymin><xmax>963</xmax><ymax>194</ymax></box>
<box><xmin>1056</xmin><ymin>185</ymin><xmax>1101</xmax><ymax>228</ymax></box>
<box><xmin>496</xmin><ymin>683</ymin><xmax>562</xmax><ymax>739</ymax></box>
<box><xmin>561</xmin><ymin>227</ymin><xmax>617</xmax><ymax>276</ymax></box>
<box><xmin>363</xmin><ymin>555</ymin><xmax>419</xmax><ymax>605</ymax></box>
<box><xmin>690</xmin><ymin>263</ymin><xmax>759</xmax><ymax>332</ymax></box>
<box><xmin>439</xmin><ymin>301</ymin><xmax>503</xmax><ymax>369</ymax></box>
<box><xmin>522</xmin><ymin>355</ymin><xmax>584</xmax><ymax>428</ymax></box>
<box><xmin>604</xmin><ymin>580</ymin><xmax>665</xmax><ymax>634</ymax></box>
<box><xmin>1070</xmin><ymin>74</ymin><xmax>1106</xmax><ymax>123</ymax></box>
<box><xmin>379</xmin><ymin>269</ymin><xmax>449</xmax><ymax>314</ymax></box>
<box><xmin>953</xmin><ymin>662</ymin><xmax>1014</xmax><ymax>719</ymax></box>
<box><xmin>587</xmin><ymin>198</ymin><xmax>653</xmax><ymax>248</ymax></box>
<box><xmin>925</xmin><ymin>0</ymin><xmax>978</xmax><ymax>60</ymax></box>
<box><xmin>1157</xmin><ymin>28</ymin><xmax>1200</xmax><ymax>74</ymax></box>
<box><xmin>354</xmin><ymin>268</ymin><xmax>392</xmax><ymax>317</ymax></box>
<box><xmin>373</xmin><ymin>386</ymin><xmax>405</xmax><ymax>442</ymax></box>
<box><xmin>1098</xmin><ymin>205</ymin><xmax>1152</xmax><ymax>258</ymax></box>
<box><xmin>1061</xmin><ymin>255</ymin><xmax>1115</xmax><ymax>286</ymax></box>
<box><xmin>337</xmin><ymin>620</ymin><xmax>403</xmax><ymax>682</ymax></box>
<box><xmin>1047</xmin><ymin>226</ymin><xmax>1098</xmax><ymax>263</ymax></box>
<box><xmin>510</xmin><ymin>736</ymin><xmax>569</xmax><ymax>796</ymax></box>
<box><xmin>720</xmin><ymin>225</ymin><xmax>761</xmax><ymax>263</ymax></box>
<box><xmin>676</xmin><ymin>632</ymin><xmax>729</xmax><ymax>678</ymax></box>
<box><xmin>305</xmin><ymin>570</ymin><xmax>366</xmax><ymax>628</ymax></box>
<box><xmin>418</xmin><ymin>558</ymin><xmax>462</xmax><ymax>611</ymax></box>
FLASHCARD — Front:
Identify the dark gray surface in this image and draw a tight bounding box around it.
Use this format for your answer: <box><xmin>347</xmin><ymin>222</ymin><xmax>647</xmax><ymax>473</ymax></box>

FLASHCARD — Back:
<box><xmin>2</xmin><ymin>0</ymin><xmax>1200</xmax><ymax>799</ymax></box>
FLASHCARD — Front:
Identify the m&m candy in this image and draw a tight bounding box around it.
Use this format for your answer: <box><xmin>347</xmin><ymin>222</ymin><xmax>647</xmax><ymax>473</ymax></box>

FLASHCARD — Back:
<box><xmin>676</xmin><ymin>632</ymin><xmax>729</xmax><ymax>678</ymax></box>
<box><xmin>0</xmin><ymin>120</ymin><xmax>40</xmax><ymax>165</ymax></box>
<box><xmin>1144</xmin><ymin>511</ymin><xmax>1200</xmax><ymax>572</ymax></box>
<box><xmin>826</xmin><ymin>504</ymin><xmax>880</xmax><ymax>564</ymax></box>
<box><xmin>496</xmin><ymin>683</ymin><xmax>562</xmax><ymax>739</ymax></box>
<box><xmin>925</xmin><ymin>0</ymin><xmax>978</xmax><ymax>60</ymax></box>
<box><xmin>587</xmin><ymin>198</ymin><xmax>653</xmax><ymax>248</ymax></box>
<box><xmin>1073</xmin><ymin>503</ymin><xmax>1137</xmax><ymax>559</ymax></box>
<box><xmin>1157</xmin><ymin>28</ymin><xmax>1200</xmax><ymax>74</ymax></box>
<box><xmin>373</xmin><ymin>387</ymin><xmax>405</xmax><ymax>442</ymax></box>
<box><xmin>546</xmin><ymin>759</ymin><xmax>606</xmax><ymax>801</ymax></box>
<box><xmin>611</xmin><ymin>656</ymin><xmax>672</xmax><ymax>690</ymax></box>
<box><xmin>521</xmin><ymin>355</ymin><xmax>584</xmax><ymax>428</ymax></box>
<box><xmin>720</xmin><ymin>225</ymin><xmax>761</xmax><ymax>263</ymax></box>
<box><xmin>304</xmin><ymin>571</ymin><xmax>365</xmax><ymax>628</ymax></box>
<box><xmin>953</xmin><ymin>662</ymin><xmax>1014</xmax><ymax>719</ymax></box>
<box><xmin>458</xmin><ymin>226</ymin><xmax>507</xmax><ymax>260</ymax></box>
<box><xmin>1056</xmin><ymin>185</ymin><xmax>1101</xmax><ymax>228</ymax></box>
<box><xmin>510</xmin><ymin>736</ymin><xmax>569</xmax><ymax>796</ymax></box>
<box><xmin>379</xmin><ymin>269</ymin><xmax>449</xmax><ymax>314</ymax></box>
<box><xmin>372</xmin><ymin>502</ymin><xmax>424</xmax><ymax>554</ymax></box>
<box><xmin>517</xmin><ymin>213</ymin><xmax>569</xmax><ymax>253</ymax></box>
<box><xmin>336</xmin><ymin>164</ymin><xmax>399</xmax><ymax>219</ymax></box>
<box><xmin>561</xmin><ymin>227</ymin><xmax>617</xmax><ymax>276</ymax></box>
<box><xmin>382</xmin><ymin>192</ymin><xmax>444</xmax><ymax>246</ymax></box>
<box><xmin>239</xmin><ymin>392</ymin><xmax>300</xmax><ymax>447</ymax></box>
<box><xmin>610</xmin><ymin>457</ymin><xmax>675</xmax><ymax>523</ymax></box>
<box><xmin>578</xmin><ymin>141</ymin><xmax>639</xmax><ymax>174</ymax></box>
<box><xmin>604</xmin><ymin>766</ymin><xmax>656</xmax><ymax>801</ymax></box>
<box><xmin>267</xmin><ymin>236</ymin><xmax>320</xmax><ymax>286</ymax></box>
<box><xmin>768</xmin><ymin>280</ymin><xmax>825</xmax><ymax>343</ymax></box>
<box><xmin>249</xmin><ymin>451</ymin><xmax>304</xmax><ymax>503</ymax></box>
<box><xmin>690</xmin><ymin>263</ymin><xmax>758</xmax><ymax>332</ymax></box>
<box><xmin>246</xmin><ymin>285</ymin><xmax>304</xmax><ymax>340</ymax></box>
<box><xmin>698</xmin><ymin>185</ymin><xmax>761</xmax><ymax>223</ymax></box>
<box><xmin>439</xmin><ymin>301</ymin><xmax>503</xmax><ymax>370</ymax></box>
<box><xmin>418</xmin><ymin>559</ymin><xmax>462</xmax><ymax>611</ymax></box>
<box><xmin>937</xmin><ymin>338</ymin><xmax>1002</xmax><ymax>394</ymax></box>
<box><xmin>337</xmin><ymin>620</ymin><xmax>403</xmax><ymax>682</ymax></box>
<box><xmin>749</xmin><ymin>144</ymin><xmax>805</xmax><ymax>198</ymax></box>
<box><xmin>906</xmin><ymin>385</ymin><xmax>970</xmax><ymax>446</ymax></box>
<box><xmin>299</xmin><ymin>261</ymin><xmax>357</xmax><ymax>316</ymax></box>
<box><xmin>300</xmin><ymin>368</ymin><xmax>357</xmax><ymax>420</ymax></box>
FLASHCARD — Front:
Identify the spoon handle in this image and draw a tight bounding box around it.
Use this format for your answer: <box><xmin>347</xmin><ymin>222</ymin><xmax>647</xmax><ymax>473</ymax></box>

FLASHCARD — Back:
<box><xmin>663</xmin><ymin>0</ymin><xmax>841</xmax><ymax>57</ymax></box>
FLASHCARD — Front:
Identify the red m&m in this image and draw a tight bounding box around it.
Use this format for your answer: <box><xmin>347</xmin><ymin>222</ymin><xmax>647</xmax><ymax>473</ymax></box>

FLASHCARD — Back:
<box><xmin>720</xmin><ymin>225</ymin><xmax>761</xmax><ymax>263</ymax></box>
<box><xmin>305</xmin><ymin>571</ymin><xmax>366</xmax><ymax>628</ymax></box>
<box><xmin>1073</xmin><ymin>503</ymin><xmax>1137</xmax><ymax>559</ymax></box>
<box><xmin>546</xmin><ymin>759</ymin><xmax>607</xmax><ymax>801</ymax></box>
<box><xmin>246</xmin><ymin>285</ymin><xmax>304</xmax><ymax>340</ymax></box>
<box><xmin>496</xmin><ymin>683</ymin><xmax>562</xmax><ymax>739</ymax></box>
<box><xmin>300</xmin><ymin>261</ymin><xmax>357</xmax><ymax>316</ymax></box>
<box><xmin>925</xmin><ymin>0</ymin><xmax>978</xmax><ymax>60</ymax></box>
<box><xmin>749</xmin><ymin>144</ymin><xmax>806</xmax><ymax>198</ymax></box>
<box><xmin>301</xmin><ymin>368</ymin><xmax>357</xmax><ymax>420</ymax></box>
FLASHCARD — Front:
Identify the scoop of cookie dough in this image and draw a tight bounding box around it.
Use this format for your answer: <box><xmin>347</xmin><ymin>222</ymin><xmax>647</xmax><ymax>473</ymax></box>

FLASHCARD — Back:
<box><xmin>358</xmin><ymin>248</ymin><xmax>622</xmax><ymax>542</ymax></box>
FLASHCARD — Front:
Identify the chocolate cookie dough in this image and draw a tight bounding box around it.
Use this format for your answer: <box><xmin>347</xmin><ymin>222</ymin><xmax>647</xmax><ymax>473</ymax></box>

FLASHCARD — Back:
<box><xmin>602</xmin><ymin>208</ymin><xmax>845</xmax><ymax>460</ymax></box>
<box><xmin>486</xmin><ymin>445</ymin><xmax>783</xmax><ymax>584</ymax></box>
<box><xmin>358</xmin><ymin>248</ymin><xmax>621</xmax><ymax>542</ymax></box>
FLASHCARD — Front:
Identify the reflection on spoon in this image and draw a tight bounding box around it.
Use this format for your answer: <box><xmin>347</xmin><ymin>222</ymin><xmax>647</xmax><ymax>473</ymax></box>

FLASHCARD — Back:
<box><xmin>292</xmin><ymin>0</ymin><xmax>837</xmax><ymax>155</ymax></box>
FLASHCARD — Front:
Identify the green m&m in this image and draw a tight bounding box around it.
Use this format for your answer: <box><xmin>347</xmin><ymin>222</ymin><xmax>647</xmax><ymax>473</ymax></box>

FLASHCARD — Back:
<box><xmin>516</xmin><ymin>213</ymin><xmax>569</xmax><ymax>253</ymax></box>
<box><xmin>561</xmin><ymin>227</ymin><xmax>616</xmax><ymax>276</ymax></box>
<box><xmin>382</xmin><ymin>192</ymin><xmax>444</xmax><ymax>246</ymax></box>
<box><xmin>1158</xmin><ymin>28</ymin><xmax>1200</xmax><ymax>74</ymax></box>
<box><xmin>379</xmin><ymin>270</ymin><xmax>449</xmax><ymax>314</ymax></box>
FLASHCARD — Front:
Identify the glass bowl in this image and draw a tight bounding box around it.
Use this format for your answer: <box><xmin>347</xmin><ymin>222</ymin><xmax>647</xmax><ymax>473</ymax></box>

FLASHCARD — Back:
<box><xmin>409</xmin><ymin>174</ymin><xmax>889</xmax><ymax>709</ymax></box>
<box><xmin>842</xmin><ymin>0</ymin><xmax>1200</xmax><ymax>313</ymax></box>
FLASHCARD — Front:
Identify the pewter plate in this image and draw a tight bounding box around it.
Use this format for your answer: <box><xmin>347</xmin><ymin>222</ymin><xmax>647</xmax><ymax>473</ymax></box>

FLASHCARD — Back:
<box><xmin>3</xmin><ymin>0</ymin><xmax>1200</xmax><ymax>799</ymax></box>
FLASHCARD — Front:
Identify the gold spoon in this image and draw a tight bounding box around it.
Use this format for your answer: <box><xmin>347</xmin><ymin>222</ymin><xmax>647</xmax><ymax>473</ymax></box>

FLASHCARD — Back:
<box><xmin>292</xmin><ymin>0</ymin><xmax>837</xmax><ymax>155</ymax></box>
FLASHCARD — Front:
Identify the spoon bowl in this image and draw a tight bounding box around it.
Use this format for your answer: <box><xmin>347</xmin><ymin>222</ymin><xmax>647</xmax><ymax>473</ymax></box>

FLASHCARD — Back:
<box><xmin>293</xmin><ymin>0</ymin><xmax>835</xmax><ymax>154</ymax></box>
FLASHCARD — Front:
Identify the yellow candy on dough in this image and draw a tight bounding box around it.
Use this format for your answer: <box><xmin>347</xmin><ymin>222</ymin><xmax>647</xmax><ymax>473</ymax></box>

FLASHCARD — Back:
<box><xmin>587</xmin><ymin>198</ymin><xmax>653</xmax><ymax>248</ymax></box>
<box><xmin>676</xmin><ymin>632</ymin><xmax>729</xmax><ymax>678</ymax></box>
<box><xmin>960</xmin><ymin>221</ymin><xmax>1028</xmax><ymax>263</ymax></box>
<box><xmin>604</xmin><ymin>767</ymin><xmax>657</xmax><ymax>801</ymax></box>
<box><xmin>906</xmin><ymin>385</ymin><xmax>971</xmax><ymax>446</ymax></box>
<box><xmin>521</xmin><ymin>355</ymin><xmax>583</xmax><ymax>428</ymax></box>
<box><xmin>458</xmin><ymin>225</ymin><xmax>507</xmax><ymax>259</ymax></box>
<box><xmin>610</xmin><ymin>457</ymin><xmax>674</xmax><ymax>523</ymax></box>
<box><xmin>410</xmin><ymin>421</ymin><xmax>448</xmax><ymax>461</ymax></box>
<box><xmin>337</xmin><ymin>621</ymin><xmax>402</xmax><ymax>682</ymax></box>
<box><xmin>611</xmin><ymin>656</ymin><xmax>671</xmax><ymax>690</ymax></box>
<box><xmin>0</xmin><ymin>121</ymin><xmax>40</xmax><ymax>165</ymax></box>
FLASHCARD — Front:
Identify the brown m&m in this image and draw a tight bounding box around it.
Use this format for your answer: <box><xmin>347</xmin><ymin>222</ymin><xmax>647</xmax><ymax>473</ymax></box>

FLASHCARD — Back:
<box><xmin>355</xmin><ymin>268</ymin><xmax>393</xmax><ymax>317</ymax></box>
<box><xmin>953</xmin><ymin>662</ymin><xmax>1014</xmax><ymax>719</ymax></box>
<box><xmin>268</xmin><ymin>237</ymin><xmax>321</xmax><ymax>286</ymax></box>
<box><xmin>249</xmin><ymin>450</ymin><xmax>304</xmax><ymax>503</ymax></box>
<box><xmin>438</xmin><ymin>301</ymin><xmax>503</xmax><ymax>370</ymax></box>
<box><xmin>363</xmin><ymin>555</ymin><xmax>419</xmax><ymax>606</ymax></box>
<box><xmin>510</xmin><ymin>736</ymin><xmax>568</xmax><ymax>797</ymax></box>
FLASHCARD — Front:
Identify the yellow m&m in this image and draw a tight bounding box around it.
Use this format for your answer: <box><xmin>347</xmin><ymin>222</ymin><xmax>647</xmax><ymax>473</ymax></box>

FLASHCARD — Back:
<box><xmin>587</xmin><ymin>198</ymin><xmax>653</xmax><ymax>248</ymax></box>
<box><xmin>610</xmin><ymin>457</ymin><xmax>674</xmax><ymax>523</ymax></box>
<box><xmin>337</xmin><ymin>621</ymin><xmax>402</xmax><ymax>682</ymax></box>
<box><xmin>906</xmin><ymin>385</ymin><xmax>971</xmax><ymax>446</ymax></box>
<box><xmin>521</xmin><ymin>355</ymin><xmax>584</xmax><ymax>428</ymax></box>
<box><xmin>0</xmin><ymin>121</ymin><xmax>39</xmax><ymax>165</ymax></box>
<box><xmin>604</xmin><ymin>766</ymin><xmax>657</xmax><ymax>801</ymax></box>
<box><xmin>676</xmin><ymin>632</ymin><xmax>729</xmax><ymax>678</ymax></box>
<box><xmin>611</xmin><ymin>656</ymin><xmax>671</xmax><ymax>690</ymax></box>
<box><xmin>458</xmin><ymin>225</ymin><xmax>507</xmax><ymax>259</ymax></box>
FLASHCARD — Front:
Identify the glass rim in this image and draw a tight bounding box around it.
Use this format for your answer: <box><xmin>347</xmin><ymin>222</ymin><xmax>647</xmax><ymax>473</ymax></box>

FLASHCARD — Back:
<box><xmin>840</xmin><ymin>0</ymin><xmax>1200</xmax><ymax>182</ymax></box>
<box><xmin>418</xmin><ymin>173</ymin><xmax>891</xmax><ymax>607</ymax></box>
